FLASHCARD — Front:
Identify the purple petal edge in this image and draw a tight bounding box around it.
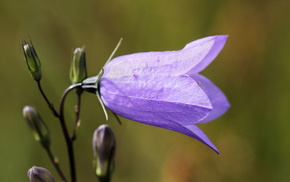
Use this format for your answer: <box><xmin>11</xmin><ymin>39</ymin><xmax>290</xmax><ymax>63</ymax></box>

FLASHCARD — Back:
<box><xmin>184</xmin><ymin>124</ymin><xmax>219</xmax><ymax>154</ymax></box>
<box><xmin>187</xmin><ymin>35</ymin><xmax>228</xmax><ymax>74</ymax></box>
<box><xmin>103</xmin><ymin>35</ymin><xmax>228</xmax><ymax>78</ymax></box>
<box><xmin>190</xmin><ymin>74</ymin><xmax>230</xmax><ymax>123</ymax></box>
<box><xmin>133</xmin><ymin>119</ymin><xmax>219</xmax><ymax>153</ymax></box>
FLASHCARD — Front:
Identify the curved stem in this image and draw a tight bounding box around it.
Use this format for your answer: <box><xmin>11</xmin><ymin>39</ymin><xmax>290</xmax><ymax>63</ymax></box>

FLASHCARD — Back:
<box><xmin>59</xmin><ymin>83</ymin><xmax>82</xmax><ymax>182</ymax></box>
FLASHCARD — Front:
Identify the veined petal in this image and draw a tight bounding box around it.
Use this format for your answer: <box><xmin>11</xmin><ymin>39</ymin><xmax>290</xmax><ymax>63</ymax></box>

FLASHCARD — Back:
<box><xmin>100</xmin><ymin>74</ymin><xmax>212</xmax><ymax>125</ymax></box>
<box><xmin>100</xmin><ymin>75</ymin><xmax>218</xmax><ymax>152</ymax></box>
<box><xmin>103</xmin><ymin>35</ymin><xmax>227</xmax><ymax>79</ymax></box>
<box><xmin>190</xmin><ymin>74</ymin><xmax>230</xmax><ymax>123</ymax></box>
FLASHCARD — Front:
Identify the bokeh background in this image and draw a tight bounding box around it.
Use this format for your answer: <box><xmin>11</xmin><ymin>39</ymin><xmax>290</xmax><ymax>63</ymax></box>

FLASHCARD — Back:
<box><xmin>1</xmin><ymin>0</ymin><xmax>290</xmax><ymax>181</ymax></box>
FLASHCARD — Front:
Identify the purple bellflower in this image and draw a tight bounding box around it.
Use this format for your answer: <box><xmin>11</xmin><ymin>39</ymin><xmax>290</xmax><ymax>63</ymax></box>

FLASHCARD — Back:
<box><xmin>83</xmin><ymin>35</ymin><xmax>230</xmax><ymax>153</ymax></box>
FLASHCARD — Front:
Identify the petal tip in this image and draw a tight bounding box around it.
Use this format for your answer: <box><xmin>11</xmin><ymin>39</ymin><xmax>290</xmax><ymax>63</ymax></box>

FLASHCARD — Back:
<box><xmin>214</xmin><ymin>35</ymin><xmax>228</xmax><ymax>47</ymax></box>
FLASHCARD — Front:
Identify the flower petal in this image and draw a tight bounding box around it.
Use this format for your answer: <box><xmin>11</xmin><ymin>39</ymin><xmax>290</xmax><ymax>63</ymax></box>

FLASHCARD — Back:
<box><xmin>190</xmin><ymin>74</ymin><xmax>230</xmax><ymax>123</ymax></box>
<box><xmin>100</xmin><ymin>74</ymin><xmax>212</xmax><ymax>125</ymax></box>
<box><xmin>187</xmin><ymin>35</ymin><xmax>228</xmax><ymax>74</ymax></box>
<box><xmin>183</xmin><ymin>124</ymin><xmax>219</xmax><ymax>153</ymax></box>
<box><xmin>144</xmin><ymin>120</ymin><xmax>219</xmax><ymax>153</ymax></box>
<box><xmin>103</xmin><ymin>35</ymin><xmax>227</xmax><ymax>78</ymax></box>
<box><xmin>96</xmin><ymin>36</ymin><xmax>229</xmax><ymax>153</ymax></box>
<box><xmin>100</xmin><ymin>78</ymin><xmax>219</xmax><ymax>152</ymax></box>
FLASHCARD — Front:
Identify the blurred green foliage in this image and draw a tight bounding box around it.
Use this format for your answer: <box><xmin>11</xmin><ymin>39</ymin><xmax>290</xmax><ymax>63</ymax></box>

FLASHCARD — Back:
<box><xmin>1</xmin><ymin>0</ymin><xmax>290</xmax><ymax>181</ymax></box>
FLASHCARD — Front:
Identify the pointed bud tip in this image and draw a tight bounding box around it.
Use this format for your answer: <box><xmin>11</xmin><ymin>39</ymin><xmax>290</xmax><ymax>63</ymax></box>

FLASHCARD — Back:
<box><xmin>27</xmin><ymin>166</ymin><xmax>55</xmax><ymax>182</ymax></box>
<box><xmin>22</xmin><ymin>39</ymin><xmax>42</xmax><ymax>82</ymax></box>
<box><xmin>92</xmin><ymin>124</ymin><xmax>116</xmax><ymax>180</ymax></box>
<box><xmin>70</xmin><ymin>46</ymin><xmax>88</xmax><ymax>86</ymax></box>
<box><xmin>23</xmin><ymin>106</ymin><xmax>50</xmax><ymax>148</ymax></box>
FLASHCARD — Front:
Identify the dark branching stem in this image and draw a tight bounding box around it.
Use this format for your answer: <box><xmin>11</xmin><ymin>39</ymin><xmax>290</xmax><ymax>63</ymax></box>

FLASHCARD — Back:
<box><xmin>59</xmin><ymin>83</ymin><xmax>82</xmax><ymax>182</ymax></box>
<box><xmin>37</xmin><ymin>81</ymin><xmax>68</xmax><ymax>180</ymax></box>
<box><xmin>37</xmin><ymin>81</ymin><xmax>83</xmax><ymax>182</ymax></box>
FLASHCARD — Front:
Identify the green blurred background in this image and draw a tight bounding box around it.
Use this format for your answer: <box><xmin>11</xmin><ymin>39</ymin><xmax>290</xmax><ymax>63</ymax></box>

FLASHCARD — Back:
<box><xmin>1</xmin><ymin>0</ymin><xmax>290</xmax><ymax>181</ymax></box>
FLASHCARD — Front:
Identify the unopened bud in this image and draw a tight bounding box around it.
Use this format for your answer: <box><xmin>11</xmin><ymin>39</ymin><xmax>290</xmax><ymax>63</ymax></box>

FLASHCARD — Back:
<box><xmin>23</xmin><ymin>106</ymin><xmax>50</xmax><ymax>148</ymax></box>
<box><xmin>93</xmin><ymin>124</ymin><xmax>116</xmax><ymax>182</ymax></box>
<box><xmin>22</xmin><ymin>40</ymin><xmax>42</xmax><ymax>82</ymax></box>
<box><xmin>27</xmin><ymin>166</ymin><xmax>55</xmax><ymax>182</ymax></box>
<box><xmin>70</xmin><ymin>47</ymin><xmax>87</xmax><ymax>85</ymax></box>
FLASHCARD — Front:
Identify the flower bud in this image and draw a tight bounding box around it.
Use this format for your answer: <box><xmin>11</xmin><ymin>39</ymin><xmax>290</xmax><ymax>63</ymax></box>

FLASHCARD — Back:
<box><xmin>92</xmin><ymin>125</ymin><xmax>116</xmax><ymax>182</ymax></box>
<box><xmin>70</xmin><ymin>47</ymin><xmax>87</xmax><ymax>85</ymax></box>
<box><xmin>22</xmin><ymin>40</ymin><xmax>42</xmax><ymax>82</ymax></box>
<box><xmin>27</xmin><ymin>166</ymin><xmax>55</xmax><ymax>182</ymax></box>
<box><xmin>23</xmin><ymin>106</ymin><xmax>50</xmax><ymax>149</ymax></box>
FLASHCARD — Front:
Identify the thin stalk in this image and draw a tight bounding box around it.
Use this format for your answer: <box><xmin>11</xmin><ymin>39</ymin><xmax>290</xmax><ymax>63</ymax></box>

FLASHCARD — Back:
<box><xmin>59</xmin><ymin>83</ymin><xmax>82</xmax><ymax>182</ymax></box>
<box><xmin>45</xmin><ymin>147</ymin><xmax>67</xmax><ymax>182</ymax></box>
<box><xmin>71</xmin><ymin>93</ymin><xmax>81</xmax><ymax>141</ymax></box>
<box><xmin>37</xmin><ymin>81</ymin><xmax>59</xmax><ymax>117</ymax></box>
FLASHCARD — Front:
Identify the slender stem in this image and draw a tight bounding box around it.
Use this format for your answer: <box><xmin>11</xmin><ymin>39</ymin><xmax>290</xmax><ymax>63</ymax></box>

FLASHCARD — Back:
<box><xmin>59</xmin><ymin>83</ymin><xmax>82</xmax><ymax>182</ymax></box>
<box><xmin>37</xmin><ymin>80</ymin><xmax>84</xmax><ymax>181</ymax></box>
<box><xmin>45</xmin><ymin>147</ymin><xmax>67</xmax><ymax>182</ymax></box>
<box><xmin>71</xmin><ymin>93</ymin><xmax>81</xmax><ymax>141</ymax></box>
<box><xmin>37</xmin><ymin>81</ymin><xmax>59</xmax><ymax>117</ymax></box>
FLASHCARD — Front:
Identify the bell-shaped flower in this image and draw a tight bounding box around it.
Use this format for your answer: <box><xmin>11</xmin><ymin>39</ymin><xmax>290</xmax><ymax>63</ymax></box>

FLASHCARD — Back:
<box><xmin>84</xmin><ymin>35</ymin><xmax>230</xmax><ymax>153</ymax></box>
